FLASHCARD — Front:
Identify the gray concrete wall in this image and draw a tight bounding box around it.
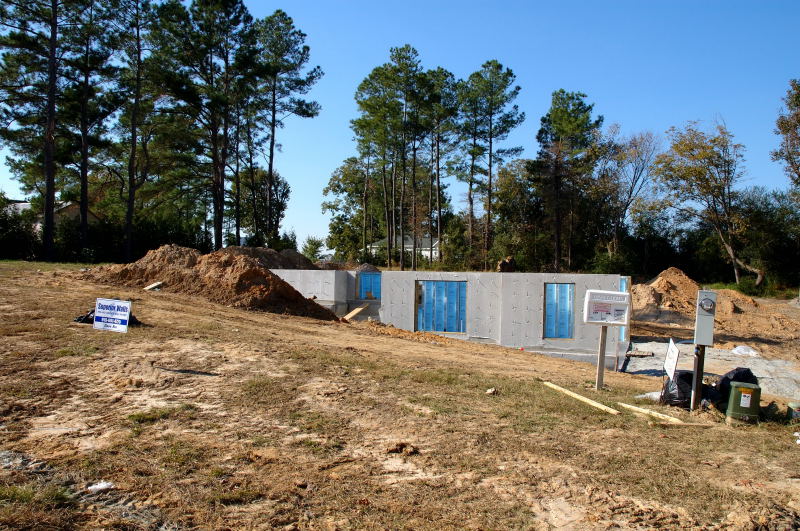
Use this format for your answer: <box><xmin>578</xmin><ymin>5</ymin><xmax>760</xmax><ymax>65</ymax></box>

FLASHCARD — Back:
<box><xmin>271</xmin><ymin>269</ymin><xmax>349</xmax><ymax>315</ymax></box>
<box><xmin>380</xmin><ymin>271</ymin><xmax>623</xmax><ymax>359</ymax></box>
<box><xmin>499</xmin><ymin>273</ymin><xmax>622</xmax><ymax>356</ymax></box>
<box><xmin>510</xmin><ymin>272</ymin><xmax>624</xmax><ymax>367</ymax></box>
<box><xmin>273</xmin><ymin>268</ymin><xmax>625</xmax><ymax>361</ymax></box>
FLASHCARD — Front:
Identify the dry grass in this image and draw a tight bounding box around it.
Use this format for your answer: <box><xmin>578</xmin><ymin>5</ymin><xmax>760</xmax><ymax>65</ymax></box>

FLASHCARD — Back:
<box><xmin>0</xmin><ymin>261</ymin><xmax>798</xmax><ymax>528</ymax></box>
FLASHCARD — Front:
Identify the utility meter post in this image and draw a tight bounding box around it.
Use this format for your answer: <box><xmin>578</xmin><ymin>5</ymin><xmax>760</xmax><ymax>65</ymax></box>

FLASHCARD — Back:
<box><xmin>691</xmin><ymin>290</ymin><xmax>717</xmax><ymax>411</ymax></box>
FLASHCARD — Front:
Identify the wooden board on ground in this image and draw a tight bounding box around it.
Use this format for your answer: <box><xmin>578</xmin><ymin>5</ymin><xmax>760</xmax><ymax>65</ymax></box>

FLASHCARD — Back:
<box><xmin>617</xmin><ymin>402</ymin><xmax>684</xmax><ymax>424</ymax></box>
<box><xmin>542</xmin><ymin>381</ymin><xmax>621</xmax><ymax>415</ymax></box>
<box><xmin>343</xmin><ymin>303</ymin><xmax>370</xmax><ymax>321</ymax></box>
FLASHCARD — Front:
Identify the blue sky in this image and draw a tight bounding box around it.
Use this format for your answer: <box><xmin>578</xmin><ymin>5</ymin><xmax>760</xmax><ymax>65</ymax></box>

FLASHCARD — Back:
<box><xmin>1</xmin><ymin>1</ymin><xmax>798</xmax><ymax>247</ymax></box>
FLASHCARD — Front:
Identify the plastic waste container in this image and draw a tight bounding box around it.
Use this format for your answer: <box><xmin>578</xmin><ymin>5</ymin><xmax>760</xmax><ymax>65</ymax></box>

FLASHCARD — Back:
<box><xmin>725</xmin><ymin>382</ymin><xmax>760</xmax><ymax>425</ymax></box>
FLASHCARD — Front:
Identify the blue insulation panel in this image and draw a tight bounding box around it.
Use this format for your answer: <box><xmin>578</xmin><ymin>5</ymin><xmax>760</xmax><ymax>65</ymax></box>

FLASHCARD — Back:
<box><xmin>358</xmin><ymin>272</ymin><xmax>381</xmax><ymax>299</ymax></box>
<box><xmin>544</xmin><ymin>283</ymin><xmax>574</xmax><ymax>338</ymax></box>
<box><xmin>619</xmin><ymin>276</ymin><xmax>628</xmax><ymax>341</ymax></box>
<box><xmin>416</xmin><ymin>280</ymin><xmax>466</xmax><ymax>333</ymax></box>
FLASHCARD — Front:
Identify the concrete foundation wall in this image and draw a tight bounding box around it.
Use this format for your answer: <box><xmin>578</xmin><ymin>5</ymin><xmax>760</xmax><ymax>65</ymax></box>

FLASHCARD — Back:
<box><xmin>271</xmin><ymin>269</ymin><xmax>349</xmax><ymax>315</ymax></box>
<box><xmin>499</xmin><ymin>273</ymin><xmax>621</xmax><ymax>353</ymax></box>
<box><xmin>380</xmin><ymin>271</ymin><xmax>623</xmax><ymax>358</ymax></box>
<box><xmin>273</xmin><ymin>268</ymin><xmax>625</xmax><ymax>363</ymax></box>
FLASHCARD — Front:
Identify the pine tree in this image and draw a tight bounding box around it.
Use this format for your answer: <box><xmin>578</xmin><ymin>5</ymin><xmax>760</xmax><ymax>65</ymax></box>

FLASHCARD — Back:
<box><xmin>255</xmin><ymin>9</ymin><xmax>322</xmax><ymax>242</ymax></box>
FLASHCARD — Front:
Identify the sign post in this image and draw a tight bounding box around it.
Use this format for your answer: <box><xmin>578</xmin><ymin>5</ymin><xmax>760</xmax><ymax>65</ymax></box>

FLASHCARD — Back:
<box><xmin>583</xmin><ymin>290</ymin><xmax>631</xmax><ymax>391</ymax></box>
<box><xmin>93</xmin><ymin>298</ymin><xmax>132</xmax><ymax>333</ymax></box>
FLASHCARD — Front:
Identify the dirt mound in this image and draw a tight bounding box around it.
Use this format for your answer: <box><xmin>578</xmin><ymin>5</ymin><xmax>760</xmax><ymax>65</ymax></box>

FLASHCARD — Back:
<box><xmin>632</xmin><ymin>267</ymin><xmax>761</xmax><ymax>322</ymax></box>
<box><xmin>355</xmin><ymin>263</ymin><xmax>380</xmax><ymax>273</ymax></box>
<box><xmin>629</xmin><ymin>268</ymin><xmax>800</xmax><ymax>358</ymax></box>
<box><xmin>90</xmin><ymin>245</ymin><xmax>336</xmax><ymax>321</ymax></box>
<box><xmin>631</xmin><ymin>267</ymin><xmax>699</xmax><ymax>323</ymax></box>
<box><xmin>715</xmin><ymin>288</ymin><xmax>759</xmax><ymax>317</ymax></box>
<box><xmin>217</xmin><ymin>246</ymin><xmax>317</xmax><ymax>270</ymax></box>
<box><xmin>315</xmin><ymin>260</ymin><xmax>360</xmax><ymax>271</ymax></box>
<box><xmin>363</xmin><ymin>320</ymin><xmax>460</xmax><ymax>345</ymax></box>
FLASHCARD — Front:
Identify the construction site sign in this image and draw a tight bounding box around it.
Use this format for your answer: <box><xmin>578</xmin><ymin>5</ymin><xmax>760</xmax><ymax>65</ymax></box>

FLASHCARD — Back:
<box><xmin>583</xmin><ymin>290</ymin><xmax>630</xmax><ymax>326</ymax></box>
<box><xmin>93</xmin><ymin>298</ymin><xmax>131</xmax><ymax>333</ymax></box>
<box><xmin>664</xmin><ymin>338</ymin><xmax>680</xmax><ymax>380</ymax></box>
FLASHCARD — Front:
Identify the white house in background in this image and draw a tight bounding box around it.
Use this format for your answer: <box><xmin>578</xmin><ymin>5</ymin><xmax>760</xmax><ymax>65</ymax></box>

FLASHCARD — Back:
<box><xmin>5</xmin><ymin>200</ymin><xmax>102</xmax><ymax>232</ymax></box>
<box><xmin>367</xmin><ymin>235</ymin><xmax>440</xmax><ymax>261</ymax></box>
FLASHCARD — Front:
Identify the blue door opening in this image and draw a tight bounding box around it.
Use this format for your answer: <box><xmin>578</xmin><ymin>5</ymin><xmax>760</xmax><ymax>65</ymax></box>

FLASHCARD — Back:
<box><xmin>416</xmin><ymin>280</ymin><xmax>466</xmax><ymax>333</ymax></box>
<box><xmin>544</xmin><ymin>283</ymin><xmax>574</xmax><ymax>339</ymax></box>
<box><xmin>358</xmin><ymin>272</ymin><xmax>381</xmax><ymax>299</ymax></box>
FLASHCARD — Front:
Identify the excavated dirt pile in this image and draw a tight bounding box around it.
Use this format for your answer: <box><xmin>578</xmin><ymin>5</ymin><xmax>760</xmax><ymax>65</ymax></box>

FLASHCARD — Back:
<box><xmin>219</xmin><ymin>246</ymin><xmax>318</xmax><ymax>270</ymax></box>
<box><xmin>631</xmin><ymin>267</ymin><xmax>800</xmax><ymax>357</ymax></box>
<box><xmin>89</xmin><ymin>245</ymin><xmax>336</xmax><ymax>321</ymax></box>
<box><xmin>355</xmin><ymin>263</ymin><xmax>380</xmax><ymax>273</ymax></box>
<box><xmin>631</xmin><ymin>267</ymin><xmax>701</xmax><ymax>323</ymax></box>
<box><xmin>632</xmin><ymin>267</ymin><xmax>761</xmax><ymax>323</ymax></box>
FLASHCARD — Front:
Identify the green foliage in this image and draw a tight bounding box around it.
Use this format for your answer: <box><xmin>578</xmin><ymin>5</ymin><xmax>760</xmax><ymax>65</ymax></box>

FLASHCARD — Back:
<box><xmin>301</xmin><ymin>236</ymin><xmax>325</xmax><ymax>261</ymax></box>
<box><xmin>772</xmin><ymin>79</ymin><xmax>800</xmax><ymax>188</ymax></box>
<box><xmin>0</xmin><ymin>484</ymin><xmax>74</xmax><ymax>508</ymax></box>
<box><xmin>590</xmin><ymin>249</ymin><xmax>633</xmax><ymax>275</ymax></box>
<box><xmin>0</xmin><ymin>194</ymin><xmax>38</xmax><ymax>259</ymax></box>
<box><xmin>267</xmin><ymin>230</ymin><xmax>297</xmax><ymax>252</ymax></box>
<box><xmin>653</xmin><ymin>122</ymin><xmax>764</xmax><ymax>285</ymax></box>
<box><xmin>529</xmin><ymin>89</ymin><xmax>604</xmax><ymax>272</ymax></box>
<box><xmin>0</xmin><ymin>2</ymin><xmax>319</xmax><ymax>261</ymax></box>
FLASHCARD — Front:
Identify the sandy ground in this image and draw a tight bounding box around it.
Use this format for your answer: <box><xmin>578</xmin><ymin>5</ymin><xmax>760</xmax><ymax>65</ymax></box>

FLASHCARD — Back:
<box><xmin>625</xmin><ymin>339</ymin><xmax>800</xmax><ymax>400</ymax></box>
<box><xmin>1</xmin><ymin>263</ymin><xmax>799</xmax><ymax>529</ymax></box>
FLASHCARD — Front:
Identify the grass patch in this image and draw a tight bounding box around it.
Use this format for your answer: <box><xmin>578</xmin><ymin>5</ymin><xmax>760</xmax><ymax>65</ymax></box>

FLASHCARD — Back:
<box><xmin>240</xmin><ymin>376</ymin><xmax>294</xmax><ymax>406</ymax></box>
<box><xmin>292</xmin><ymin>437</ymin><xmax>343</xmax><ymax>455</ymax></box>
<box><xmin>211</xmin><ymin>488</ymin><xmax>262</xmax><ymax>506</ymax></box>
<box><xmin>0</xmin><ymin>484</ymin><xmax>74</xmax><ymax>508</ymax></box>
<box><xmin>0</xmin><ymin>260</ymin><xmax>102</xmax><ymax>273</ymax></box>
<box><xmin>289</xmin><ymin>410</ymin><xmax>345</xmax><ymax>434</ymax></box>
<box><xmin>54</xmin><ymin>345</ymin><xmax>98</xmax><ymax>358</ymax></box>
<box><xmin>127</xmin><ymin>403</ymin><xmax>196</xmax><ymax>425</ymax></box>
<box><xmin>706</xmin><ymin>280</ymin><xmax>798</xmax><ymax>299</ymax></box>
<box><xmin>161</xmin><ymin>439</ymin><xmax>207</xmax><ymax>473</ymax></box>
<box><xmin>0</xmin><ymin>383</ymin><xmax>33</xmax><ymax>399</ymax></box>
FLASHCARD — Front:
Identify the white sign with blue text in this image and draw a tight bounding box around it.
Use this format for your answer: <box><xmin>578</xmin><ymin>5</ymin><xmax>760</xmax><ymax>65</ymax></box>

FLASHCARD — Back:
<box><xmin>93</xmin><ymin>298</ymin><xmax>131</xmax><ymax>333</ymax></box>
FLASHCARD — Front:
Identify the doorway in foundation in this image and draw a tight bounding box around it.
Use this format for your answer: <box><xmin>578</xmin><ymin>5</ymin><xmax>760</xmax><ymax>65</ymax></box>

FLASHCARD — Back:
<box><xmin>416</xmin><ymin>280</ymin><xmax>467</xmax><ymax>333</ymax></box>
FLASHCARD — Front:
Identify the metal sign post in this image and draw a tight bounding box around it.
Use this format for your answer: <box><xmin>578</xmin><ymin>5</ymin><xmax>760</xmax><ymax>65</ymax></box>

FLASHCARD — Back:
<box><xmin>690</xmin><ymin>290</ymin><xmax>717</xmax><ymax>411</ymax></box>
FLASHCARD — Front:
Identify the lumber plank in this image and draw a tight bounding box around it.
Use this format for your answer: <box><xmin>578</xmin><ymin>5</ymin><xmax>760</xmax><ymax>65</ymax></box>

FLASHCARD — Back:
<box><xmin>542</xmin><ymin>381</ymin><xmax>621</xmax><ymax>415</ymax></box>
<box><xmin>143</xmin><ymin>281</ymin><xmax>163</xmax><ymax>291</ymax></box>
<box><xmin>647</xmin><ymin>421</ymin><xmax>715</xmax><ymax>428</ymax></box>
<box><xmin>616</xmin><ymin>402</ymin><xmax>684</xmax><ymax>424</ymax></box>
<box><xmin>343</xmin><ymin>303</ymin><xmax>370</xmax><ymax>321</ymax></box>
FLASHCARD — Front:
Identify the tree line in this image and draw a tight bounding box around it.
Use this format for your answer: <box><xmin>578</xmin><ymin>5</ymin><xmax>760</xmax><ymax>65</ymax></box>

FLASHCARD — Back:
<box><xmin>323</xmin><ymin>46</ymin><xmax>800</xmax><ymax>290</ymax></box>
<box><xmin>0</xmin><ymin>0</ymin><xmax>321</xmax><ymax>262</ymax></box>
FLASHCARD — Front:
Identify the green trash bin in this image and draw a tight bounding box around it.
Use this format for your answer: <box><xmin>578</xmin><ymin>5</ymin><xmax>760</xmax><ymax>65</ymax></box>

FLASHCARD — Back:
<box><xmin>726</xmin><ymin>382</ymin><xmax>760</xmax><ymax>425</ymax></box>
